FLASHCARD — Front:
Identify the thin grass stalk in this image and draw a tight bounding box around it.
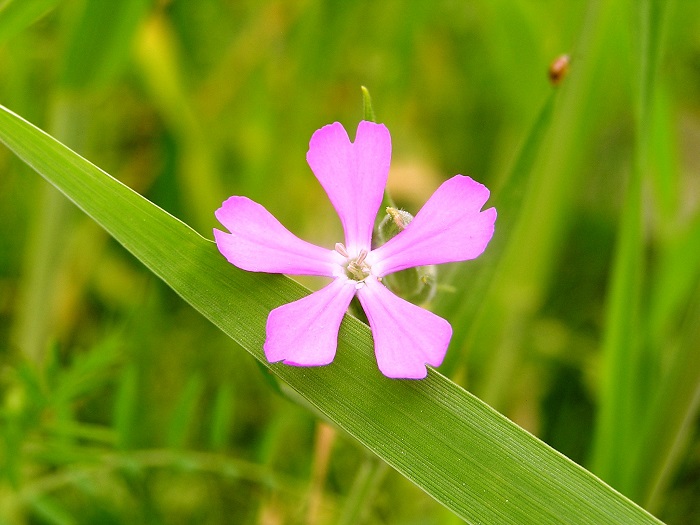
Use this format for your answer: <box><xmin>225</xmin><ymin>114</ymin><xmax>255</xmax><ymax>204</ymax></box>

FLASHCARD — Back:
<box><xmin>590</xmin><ymin>0</ymin><xmax>666</xmax><ymax>492</ymax></box>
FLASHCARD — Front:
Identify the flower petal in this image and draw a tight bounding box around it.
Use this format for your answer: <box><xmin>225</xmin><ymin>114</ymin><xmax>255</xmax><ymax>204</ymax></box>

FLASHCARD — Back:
<box><xmin>264</xmin><ymin>278</ymin><xmax>356</xmax><ymax>366</ymax></box>
<box><xmin>369</xmin><ymin>175</ymin><xmax>496</xmax><ymax>276</ymax></box>
<box><xmin>306</xmin><ymin>121</ymin><xmax>391</xmax><ymax>254</ymax></box>
<box><xmin>356</xmin><ymin>277</ymin><xmax>452</xmax><ymax>379</ymax></box>
<box><xmin>214</xmin><ymin>196</ymin><xmax>340</xmax><ymax>276</ymax></box>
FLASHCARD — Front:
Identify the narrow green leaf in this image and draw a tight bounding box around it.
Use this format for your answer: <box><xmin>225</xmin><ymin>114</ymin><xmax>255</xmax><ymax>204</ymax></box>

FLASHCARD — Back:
<box><xmin>208</xmin><ymin>384</ymin><xmax>234</xmax><ymax>452</ymax></box>
<box><xmin>0</xmin><ymin>104</ymin><xmax>663</xmax><ymax>524</ymax></box>
<box><xmin>114</xmin><ymin>365</ymin><xmax>139</xmax><ymax>450</ymax></box>
<box><xmin>338</xmin><ymin>457</ymin><xmax>388</xmax><ymax>525</ymax></box>
<box><xmin>437</xmin><ymin>90</ymin><xmax>556</xmax><ymax>376</ymax></box>
<box><xmin>60</xmin><ymin>0</ymin><xmax>150</xmax><ymax>90</ymax></box>
<box><xmin>28</xmin><ymin>495</ymin><xmax>75</xmax><ymax>525</ymax></box>
<box><xmin>591</xmin><ymin>0</ymin><xmax>667</xmax><ymax>489</ymax></box>
<box><xmin>0</xmin><ymin>0</ymin><xmax>60</xmax><ymax>44</ymax></box>
<box><xmin>133</xmin><ymin>14</ymin><xmax>225</xmax><ymax>233</ymax></box>
<box><xmin>438</xmin><ymin>0</ymin><xmax>620</xmax><ymax>406</ymax></box>
<box><xmin>166</xmin><ymin>374</ymin><xmax>204</xmax><ymax>449</ymax></box>
<box><xmin>590</xmin><ymin>137</ymin><xmax>644</xmax><ymax>485</ymax></box>
<box><xmin>54</xmin><ymin>338</ymin><xmax>121</xmax><ymax>404</ymax></box>
<box><xmin>630</xmin><ymin>280</ymin><xmax>700</xmax><ymax>509</ymax></box>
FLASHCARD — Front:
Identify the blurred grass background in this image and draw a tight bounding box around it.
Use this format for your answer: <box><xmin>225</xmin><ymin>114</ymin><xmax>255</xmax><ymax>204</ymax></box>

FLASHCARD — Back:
<box><xmin>0</xmin><ymin>0</ymin><xmax>699</xmax><ymax>523</ymax></box>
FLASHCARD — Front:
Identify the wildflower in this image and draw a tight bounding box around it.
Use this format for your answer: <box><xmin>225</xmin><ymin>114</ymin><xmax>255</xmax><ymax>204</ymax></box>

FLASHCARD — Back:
<box><xmin>214</xmin><ymin>121</ymin><xmax>496</xmax><ymax>379</ymax></box>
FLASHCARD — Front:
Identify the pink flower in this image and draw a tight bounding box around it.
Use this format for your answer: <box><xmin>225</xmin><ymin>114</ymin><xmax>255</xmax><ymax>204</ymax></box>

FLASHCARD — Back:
<box><xmin>214</xmin><ymin>121</ymin><xmax>496</xmax><ymax>379</ymax></box>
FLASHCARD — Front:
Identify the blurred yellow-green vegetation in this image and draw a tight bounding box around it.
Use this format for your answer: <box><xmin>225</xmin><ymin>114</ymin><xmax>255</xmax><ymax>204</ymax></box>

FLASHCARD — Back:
<box><xmin>1</xmin><ymin>0</ymin><xmax>699</xmax><ymax>524</ymax></box>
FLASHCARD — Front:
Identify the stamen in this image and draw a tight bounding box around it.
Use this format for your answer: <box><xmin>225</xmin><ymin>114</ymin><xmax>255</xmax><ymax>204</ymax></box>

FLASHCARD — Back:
<box><xmin>344</xmin><ymin>253</ymin><xmax>371</xmax><ymax>281</ymax></box>
<box><xmin>336</xmin><ymin>244</ymin><xmax>372</xmax><ymax>282</ymax></box>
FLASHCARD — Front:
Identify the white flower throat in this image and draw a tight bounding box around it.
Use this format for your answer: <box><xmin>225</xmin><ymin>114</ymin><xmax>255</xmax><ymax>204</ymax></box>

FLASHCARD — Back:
<box><xmin>335</xmin><ymin>243</ymin><xmax>371</xmax><ymax>283</ymax></box>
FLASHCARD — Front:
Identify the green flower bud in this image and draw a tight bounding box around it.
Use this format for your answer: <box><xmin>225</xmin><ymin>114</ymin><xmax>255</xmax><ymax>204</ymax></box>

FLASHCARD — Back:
<box><xmin>377</xmin><ymin>207</ymin><xmax>437</xmax><ymax>304</ymax></box>
<box><xmin>378</xmin><ymin>207</ymin><xmax>414</xmax><ymax>244</ymax></box>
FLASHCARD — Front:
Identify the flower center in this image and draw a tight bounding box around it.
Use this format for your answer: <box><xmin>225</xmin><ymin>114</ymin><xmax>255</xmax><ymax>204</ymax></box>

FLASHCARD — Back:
<box><xmin>335</xmin><ymin>243</ymin><xmax>371</xmax><ymax>282</ymax></box>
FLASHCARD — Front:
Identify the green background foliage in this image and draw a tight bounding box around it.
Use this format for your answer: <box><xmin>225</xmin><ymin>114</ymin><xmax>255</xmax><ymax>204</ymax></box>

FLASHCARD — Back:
<box><xmin>0</xmin><ymin>0</ymin><xmax>698</xmax><ymax>523</ymax></box>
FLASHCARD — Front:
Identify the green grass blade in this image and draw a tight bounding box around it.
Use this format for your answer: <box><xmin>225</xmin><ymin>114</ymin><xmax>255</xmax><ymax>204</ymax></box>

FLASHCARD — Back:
<box><xmin>590</xmin><ymin>0</ymin><xmax>667</xmax><ymax>489</ymax></box>
<box><xmin>134</xmin><ymin>14</ymin><xmax>225</xmax><ymax>233</ymax></box>
<box><xmin>631</xmin><ymin>280</ymin><xmax>700</xmax><ymax>510</ymax></box>
<box><xmin>114</xmin><ymin>365</ymin><xmax>139</xmax><ymax>450</ymax></box>
<box><xmin>0</xmin><ymin>0</ymin><xmax>60</xmax><ymax>44</ymax></box>
<box><xmin>28</xmin><ymin>495</ymin><xmax>75</xmax><ymax>525</ymax></box>
<box><xmin>59</xmin><ymin>0</ymin><xmax>150</xmax><ymax>90</ymax></box>
<box><xmin>166</xmin><ymin>374</ymin><xmax>204</xmax><ymax>449</ymax></box>
<box><xmin>438</xmin><ymin>0</ymin><xmax>621</xmax><ymax>410</ymax></box>
<box><xmin>589</xmin><ymin>138</ymin><xmax>644</xmax><ymax>485</ymax></box>
<box><xmin>208</xmin><ymin>384</ymin><xmax>234</xmax><ymax>452</ymax></box>
<box><xmin>0</xmin><ymin>104</ymin><xmax>664</xmax><ymax>524</ymax></box>
<box><xmin>437</xmin><ymin>90</ymin><xmax>556</xmax><ymax>378</ymax></box>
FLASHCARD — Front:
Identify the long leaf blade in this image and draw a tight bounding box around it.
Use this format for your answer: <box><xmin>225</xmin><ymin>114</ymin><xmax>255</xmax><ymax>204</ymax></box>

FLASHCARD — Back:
<box><xmin>0</xmin><ymin>104</ymin><xmax>663</xmax><ymax>524</ymax></box>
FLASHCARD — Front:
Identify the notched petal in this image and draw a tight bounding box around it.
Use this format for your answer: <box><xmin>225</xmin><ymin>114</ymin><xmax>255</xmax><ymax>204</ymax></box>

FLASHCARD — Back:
<box><xmin>357</xmin><ymin>277</ymin><xmax>452</xmax><ymax>379</ymax></box>
<box><xmin>370</xmin><ymin>175</ymin><xmax>496</xmax><ymax>275</ymax></box>
<box><xmin>214</xmin><ymin>196</ymin><xmax>338</xmax><ymax>276</ymax></box>
<box><xmin>306</xmin><ymin>121</ymin><xmax>391</xmax><ymax>253</ymax></box>
<box><xmin>264</xmin><ymin>278</ymin><xmax>356</xmax><ymax>367</ymax></box>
